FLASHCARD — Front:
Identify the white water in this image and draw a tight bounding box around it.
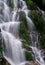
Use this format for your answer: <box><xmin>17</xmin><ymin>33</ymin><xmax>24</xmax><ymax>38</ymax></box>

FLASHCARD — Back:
<box><xmin>30</xmin><ymin>32</ymin><xmax>45</xmax><ymax>65</ymax></box>
<box><xmin>30</xmin><ymin>46</ymin><xmax>45</xmax><ymax>65</ymax></box>
<box><xmin>0</xmin><ymin>22</ymin><xmax>20</xmax><ymax>38</ymax></box>
<box><xmin>19</xmin><ymin>1</ymin><xmax>45</xmax><ymax>65</ymax></box>
<box><xmin>0</xmin><ymin>0</ymin><xmax>45</xmax><ymax>65</ymax></box>
<box><xmin>0</xmin><ymin>0</ymin><xmax>26</xmax><ymax>65</ymax></box>
<box><xmin>2</xmin><ymin>30</ymin><xmax>25</xmax><ymax>65</ymax></box>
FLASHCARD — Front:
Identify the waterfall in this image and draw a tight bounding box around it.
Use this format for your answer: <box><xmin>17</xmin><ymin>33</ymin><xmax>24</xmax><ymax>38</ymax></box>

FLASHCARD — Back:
<box><xmin>2</xmin><ymin>30</ymin><xmax>25</xmax><ymax>65</ymax></box>
<box><xmin>30</xmin><ymin>46</ymin><xmax>45</xmax><ymax>65</ymax></box>
<box><xmin>0</xmin><ymin>0</ymin><xmax>45</xmax><ymax>65</ymax></box>
<box><xmin>30</xmin><ymin>32</ymin><xmax>45</xmax><ymax>65</ymax></box>
<box><xmin>0</xmin><ymin>0</ymin><xmax>26</xmax><ymax>65</ymax></box>
<box><xmin>19</xmin><ymin>0</ymin><xmax>45</xmax><ymax>65</ymax></box>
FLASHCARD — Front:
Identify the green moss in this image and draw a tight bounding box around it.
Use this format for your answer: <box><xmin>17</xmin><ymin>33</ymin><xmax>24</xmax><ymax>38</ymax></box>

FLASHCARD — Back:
<box><xmin>40</xmin><ymin>34</ymin><xmax>45</xmax><ymax>49</ymax></box>
<box><xmin>24</xmin><ymin>0</ymin><xmax>38</xmax><ymax>10</ymax></box>
<box><xmin>19</xmin><ymin>11</ymin><xmax>30</xmax><ymax>45</ymax></box>
<box><xmin>8</xmin><ymin>0</ymin><xmax>14</xmax><ymax>8</ymax></box>
<box><xmin>25</xmin><ymin>51</ymin><xmax>33</xmax><ymax>61</ymax></box>
<box><xmin>19</xmin><ymin>11</ymin><xmax>33</xmax><ymax>60</ymax></box>
<box><xmin>19</xmin><ymin>22</ymin><xmax>30</xmax><ymax>45</ymax></box>
<box><xmin>28</xmin><ymin>10</ymin><xmax>45</xmax><ymax>49</ymax></box>
<box><xmin>42</xmin><ymin>0</ymin><xmax>45</xmax><ymax>4</ymax></box>
<box><xmin>29</xmin><ymin>10</ymin><xmax>45</xmax><ymax>33</ymax></box>
<box><xmin>19</xmin><ymin>11</ymin><xmax>28</xmax><ymax>29</ymax></box>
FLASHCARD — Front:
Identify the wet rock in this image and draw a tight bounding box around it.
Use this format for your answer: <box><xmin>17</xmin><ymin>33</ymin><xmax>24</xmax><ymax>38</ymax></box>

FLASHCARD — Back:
<box><xmin>25</xmin><ymin>61</ymin><xmax>40</xmax><ymax>65</ymax></box>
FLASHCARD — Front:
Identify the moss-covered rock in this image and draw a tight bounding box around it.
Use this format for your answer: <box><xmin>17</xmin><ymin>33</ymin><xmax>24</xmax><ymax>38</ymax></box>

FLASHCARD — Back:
<box><xmin>32</xmin><ymin>0</ymin><xmax>45</xmax><ymax>11</ymax></box>
<box><xmin>25</xmin><ymin>51</ymin><xmax>34</xmax><ymax>61</ymax></box>
<box><xmin>29</xmin><ymin>10</ymin><xmax>45</xmax><ymax>33</ymax></box>
<box><xmin>19</xmin><ymin>11</ymin><xmax>28</xmax><ymax>29</ymax></box>
<box><xmin>28</xmin><ymin>10</ymin><xmax>45</xmax><ymax>49</ymax></box>
<box><xmin>19</xmin><ymin>11</ymin><xmax>30</xmax><ymax>45</ymax></box>
<box><xmin>19</xmin><ymin>11</ymin><xmax>34</xmax><ymax>60</ymax></box>
<box><xmin>24</xmin><ymin>0</ymin><xmax>38</xmax><ymax>10</ymax></box>
<box><xmin>19</xmin><ymin>22</ymin><xmax>30</xmax><ymax>45</ymax></box>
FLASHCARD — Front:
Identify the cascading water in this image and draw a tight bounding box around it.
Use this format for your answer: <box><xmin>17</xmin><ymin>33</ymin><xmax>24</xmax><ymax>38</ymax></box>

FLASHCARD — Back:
<box><xmin>19</xmin><ymin>0</ymin><xmax>45</xmax><ymax>65</ymax></box>
<box><xmin>2</xmin><ymin>30</ymin><xmax>25</xmax><ymax>65</ymax></box>
<box><xmin>0</xmin><ymin>0</ymin><xmax>26</xmax><ymax>65</ymax></box>
<box><xmin>30</xmin><ymin>32</ymin><xmax>45</xmax><ymax>65</ymax></box>
<box><xmin>0</xmin><ymin>0</ymin><xmax>45</xmax><ymax>65</ymax></box>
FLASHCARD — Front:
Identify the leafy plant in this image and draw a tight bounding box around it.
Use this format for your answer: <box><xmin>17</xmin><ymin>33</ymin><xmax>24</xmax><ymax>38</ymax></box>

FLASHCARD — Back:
<box><xmin>24</xmin><ymin>0</ymin><xmax>38</xmax><ymax>10</ymax></box>
<box><xmin>29</xmin><ymin>10</ymin><xmax>45</xmax><ymax>33</ymax></box>
<box><xmin>25</xmin><ymin>51</ymin><xmax>33</xmax><ymax>60</ymax></box>
<box><xmin>19</xmin><ymin>11</ymin><xmax>30</xmax><ymax>45</ymax></box>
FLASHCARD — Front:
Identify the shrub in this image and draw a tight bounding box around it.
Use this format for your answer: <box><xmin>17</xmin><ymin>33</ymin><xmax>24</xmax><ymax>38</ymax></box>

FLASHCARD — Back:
<box><xmin>19</xmin><ymin>11</ymin><xmax>30</xmax><ymax>45</ymax></box>
<box><xmin>25</xmin><ymin>51</ymin><xmax>33</xmax><ymax>60</ymax></box>
<box><xmin>24</xmin><ymin>0</ymin><xmax>38</xmax><ymax>10</ymax></box>
<box><xmin>29</xmin><ymin>10</ymin><xmax>45</xmax><ymax>49</ymax></box>
<box><xmin>19</xmin><ymin>22</ymin><xmax>30</xmax><ymax>45</ymax></box>
<box><xmin>29</xmin><ymin>10</ymin><xmax>45</xmax><ymax>33</ymax></box>
<box><xmin>32</xmin><ymin>0</ymin><xmax>45</xmax><ymax>10</ymax></box>
<box><xmin>19</xmin><ymin>11</ymin><xmax>28</xmax><ymax>29</ymax></box>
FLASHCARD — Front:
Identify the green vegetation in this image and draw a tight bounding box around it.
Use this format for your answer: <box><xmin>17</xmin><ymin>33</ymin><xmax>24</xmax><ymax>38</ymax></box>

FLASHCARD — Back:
<box><xmin>32</xmin><ymin>0</ymin><xmax>45</xmax><ymax>10</ymax></box>
<box><xmin>0</xmin><ymin>0</ymin><xmax>45</xmax><ymax>63</ymax></box>
<box><xmin>24</xmin><ymin>0</ymin><xmax>38</xmax><ymax>10</ymax></box>
<box><xmin>19</xmin><ymin>11</ymin><xmax>34</xmax><ymax>61</ymax></box>
<box><xmin>40</xmin><ymin>34</ymin><xmax>45</xmax><ymax>49</ymax></box>
<box><xmin>19</xmin><ymin>12</ymin><xmax>30</xmax><ymax>45</ymax></box>
<box><xmin>29</xmin><ymin>10</ymin><xmax>45</xmax><ymax>49</ymax></box>
<box><xmin>29</xmin><ymin>10</ymin><xmax>45</xmax><ymax>33</ymax></box>
<box><xmin>19</xmin><ymin>21</ymin><xmax>30</xmax><ymax>45</ymax></box>
<box><xmin>0</xmin><ymin>39</ymin><xmax>3</xmax><ymax>53</ymax></box>
<box><xmin>19</xmin><ymin>11</ymin><xmax>28</xmax><ymax>29</ymax></box>
<box><xmin>25</xmin><ymin>51</ymin><xmax>33</xmax><ymax>60</ymax></box>
<box><xmin>42</xmin><ymin>0</ymin><xmax>45</xmax><ymax>4</ymax></box>
<box><xmin>8</xmin><ymin>0</ymin><xmax>14</xmax><ymax>8</ymax></box>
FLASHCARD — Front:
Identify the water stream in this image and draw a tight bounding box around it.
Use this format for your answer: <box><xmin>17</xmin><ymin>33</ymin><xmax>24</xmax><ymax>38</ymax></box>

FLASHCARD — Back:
<box><xmin>30</xmin><ymin>32</ymin><xmax>45</xmax><ymax>65</ymax></box>
<box><xmin>0</xmin><ymin>0</ymin><xmax>45</xmax><ymax>65</ymax></box>
<box><xmin>0</xmin><ymin>0</ymin><xmax>26</xmax><ymax>65</ymax></box>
